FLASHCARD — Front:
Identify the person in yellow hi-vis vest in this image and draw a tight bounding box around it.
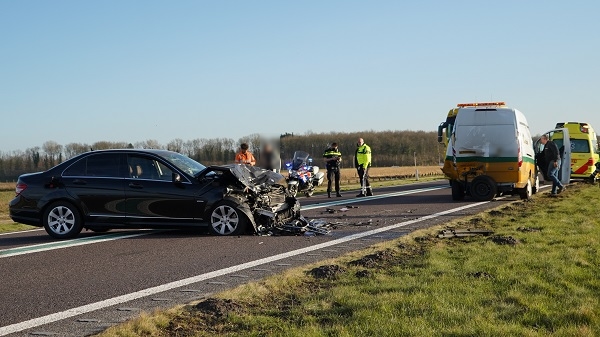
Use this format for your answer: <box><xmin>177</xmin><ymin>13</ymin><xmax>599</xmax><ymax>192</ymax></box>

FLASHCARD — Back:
<box><xmin>354</xmin><ymin>137</ymin><xmax>373</xmax><ymax>197</ymax></box>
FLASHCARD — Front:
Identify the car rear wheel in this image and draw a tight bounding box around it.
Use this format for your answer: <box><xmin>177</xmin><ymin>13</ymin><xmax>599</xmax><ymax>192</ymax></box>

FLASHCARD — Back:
<box><xmin>43</xmin><ymin>201</ymin><xmax>83</xmax><ymax>239</ymax></box>
<box><xmin>209</xmin><ymin>201</ymin><xmax>248</xmax><ymax>236</ymax></box>
<box><xmin>470</xmin><ymin>175</ymin><xmax>497</xmax><ymax>201</ymax></box>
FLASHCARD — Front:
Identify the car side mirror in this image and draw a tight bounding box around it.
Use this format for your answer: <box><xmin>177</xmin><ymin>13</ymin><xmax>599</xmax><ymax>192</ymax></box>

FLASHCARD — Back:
<box><xmin>172</xmin><ymin>172</ymin><xmax>182</xmax><ymax>183</ymax></box>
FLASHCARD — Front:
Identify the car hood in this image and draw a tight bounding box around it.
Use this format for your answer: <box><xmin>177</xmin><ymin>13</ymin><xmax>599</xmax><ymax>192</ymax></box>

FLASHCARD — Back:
<box><xmin>201</xmin><ymin>164</ymin><xmax>287</xmax><ymax>190</ymax></box>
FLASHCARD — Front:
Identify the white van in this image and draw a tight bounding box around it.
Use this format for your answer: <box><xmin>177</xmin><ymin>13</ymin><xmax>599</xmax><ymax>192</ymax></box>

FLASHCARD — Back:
<box><xmin>441</xmin><ymin>103</ymin><xmax>538</xmax><ymax>201</ymax></box>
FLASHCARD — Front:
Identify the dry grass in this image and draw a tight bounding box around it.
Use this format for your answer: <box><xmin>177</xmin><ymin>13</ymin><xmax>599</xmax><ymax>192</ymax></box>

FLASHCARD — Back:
<box><xmin>337</xmin><ymin>166</ymin><xmax>442</xmax><ymax>182</ymax></box>
<box><xmin>0</xmin><ymin>182</ymin><xmax>14</xmax><ymax>192</ymax></box>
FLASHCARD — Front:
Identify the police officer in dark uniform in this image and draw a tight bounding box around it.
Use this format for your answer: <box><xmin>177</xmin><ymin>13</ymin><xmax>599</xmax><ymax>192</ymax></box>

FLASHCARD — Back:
<box><xmin>323</xmin><ymin>142</ymin><xmax>342</xmax><ymax>198</ymax></box>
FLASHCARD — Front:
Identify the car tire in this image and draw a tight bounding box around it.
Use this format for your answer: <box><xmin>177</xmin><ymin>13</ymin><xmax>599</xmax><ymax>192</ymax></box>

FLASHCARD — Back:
<box><xmin>532</xmin><ymin>174</ymin><xmax>540</xmax><ymax>195</ymax></box>
<box><xmin>43</xmin><ymin>201</ymin><xmax>83</xmax><ymax>239</ymax></box>
<box><xmin>519</xmin><ymin>178</ymin><xmax>532</xmax><ymax>200</ymax></box>
<box><xmin>470</xmin><ymin>175</ymin><xmax>497</xmax><ymax>201</ymax></box>
<box><xmin>209</xmin><ymin>201</ymin><xmax>248</xmax><ymax>236</ymax></box>
<box><xmin>450</xmin><ymin>180</ymin><xmax>464</xmax><ymax>201</ymax></box>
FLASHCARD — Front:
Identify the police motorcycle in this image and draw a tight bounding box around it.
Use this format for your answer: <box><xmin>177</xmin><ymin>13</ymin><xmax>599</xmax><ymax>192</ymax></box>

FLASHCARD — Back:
<box><xmin>285</xmin><ymin>151</ymin><xmax>325</xmax><ymax>197</ymax></box>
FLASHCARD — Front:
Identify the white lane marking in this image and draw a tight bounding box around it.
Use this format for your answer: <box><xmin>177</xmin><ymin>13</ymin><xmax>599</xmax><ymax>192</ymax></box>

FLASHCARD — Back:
<box><xmin>0</xmin><ymin>231</ymin><xmax>162</xmax><ymax>259</ymax></box>
<box><xmin>0</xmin><ymin>228</ymin><xmax>43</xmax><ymax>236</ymax></box>
<box><xmin>302</xmin><ymin>185</ymin><xmax>447</xmax><ymax>210</ymax></box>
<box><xmin>0</xmin><ymin>201</ymin><xmax>489</xmax><ymax>336</ymax></box>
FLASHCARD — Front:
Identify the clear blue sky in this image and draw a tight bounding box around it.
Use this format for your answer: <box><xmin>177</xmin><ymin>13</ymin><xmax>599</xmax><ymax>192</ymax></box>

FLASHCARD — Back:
<box><xmin>2</xmin><ymin>1</ymin><xmax>598</xmax><ymax>153</ymax></box>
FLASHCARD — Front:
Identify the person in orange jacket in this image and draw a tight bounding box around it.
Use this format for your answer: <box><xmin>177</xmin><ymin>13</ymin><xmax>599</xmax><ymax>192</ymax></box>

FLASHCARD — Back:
<box><xmin>235</xmin><ymin>143</ymin><xmax>256</xmax><ymax>166</ymax></box>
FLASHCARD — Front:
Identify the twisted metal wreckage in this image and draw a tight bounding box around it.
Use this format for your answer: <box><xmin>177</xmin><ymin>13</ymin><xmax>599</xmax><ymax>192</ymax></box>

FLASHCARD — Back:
<box><xmin>219</xmin><ymin>165</ymin><xmax>332</xmax><ymax>236</ymax></box>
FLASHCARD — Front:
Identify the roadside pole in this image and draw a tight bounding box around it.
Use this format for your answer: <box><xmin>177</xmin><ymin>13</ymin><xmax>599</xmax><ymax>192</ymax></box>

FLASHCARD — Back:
<box><xmin>414</xmin><ymin>151</ymin><xmax>419</xmax><ymax>180</ymax></box>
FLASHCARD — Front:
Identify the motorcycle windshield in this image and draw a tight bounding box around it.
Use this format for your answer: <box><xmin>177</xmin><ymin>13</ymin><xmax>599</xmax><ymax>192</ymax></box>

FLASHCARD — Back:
<box><xmin>291</xmin><ymin>151</ymin><xmax>310</xmax><ymax>170</ymax></box>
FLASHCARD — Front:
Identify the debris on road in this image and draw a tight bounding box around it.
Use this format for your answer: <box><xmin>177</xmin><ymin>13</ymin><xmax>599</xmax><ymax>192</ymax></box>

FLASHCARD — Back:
<box><xmin>257</xmin><ymin>216</ymin><xmax>333</xmax><ymax>236</ymax></box>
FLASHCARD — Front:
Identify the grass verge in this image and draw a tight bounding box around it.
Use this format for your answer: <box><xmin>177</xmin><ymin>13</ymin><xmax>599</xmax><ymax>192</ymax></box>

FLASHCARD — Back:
<box><xmin>98</xmin><ymin>183</ymin><xmax>600</xmax><ymax>337</ymax></box>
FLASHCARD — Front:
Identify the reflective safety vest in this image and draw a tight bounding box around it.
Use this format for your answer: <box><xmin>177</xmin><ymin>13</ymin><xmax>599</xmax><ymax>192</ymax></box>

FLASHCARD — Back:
<box><xmin>355</xmin><ymin>144</ymin><xmax>371</xmax><ymax>167</ymax></box>
<box><xmin>323</xmin><ymin>147</ymin><xmax>342</xmax><ymax>169</ymax></box>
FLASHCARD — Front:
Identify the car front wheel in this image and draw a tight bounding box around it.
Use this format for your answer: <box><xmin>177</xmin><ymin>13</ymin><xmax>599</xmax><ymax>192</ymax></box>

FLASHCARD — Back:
<box><xmin>209</xmin><ymin>201</ymin><xmax>248</xmax><ymax>236</ymax></box>
<box><xmin>43</xmin><ymin>201</ymin><xmax>83</xmax><ymax>239</ymax></box>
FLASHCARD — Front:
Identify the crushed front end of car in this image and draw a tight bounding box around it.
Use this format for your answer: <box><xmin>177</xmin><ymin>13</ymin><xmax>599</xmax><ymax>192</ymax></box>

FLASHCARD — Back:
<box><xmin>211</xmin><ymin>164</ymin><xmax>310</xmax><ymax>234</ymax></box>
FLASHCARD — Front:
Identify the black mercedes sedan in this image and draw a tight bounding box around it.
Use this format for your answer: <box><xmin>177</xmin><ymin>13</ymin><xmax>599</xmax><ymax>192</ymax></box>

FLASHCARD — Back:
<box><xmin>9</xmin><ymin>149</ymin><xmax>302</xmax><ymax>239</ymax></box>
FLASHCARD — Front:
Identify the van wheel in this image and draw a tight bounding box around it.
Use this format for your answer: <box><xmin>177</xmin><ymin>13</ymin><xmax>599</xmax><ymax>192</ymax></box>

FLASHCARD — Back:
<box><xmin>532</xmin><ymin>175</ymin><xmax>540</xmax><ymax>194</ymax></box>
<box><xmin>450</xmin><ymin>180</ymin><xmax>464</xmax><ymax>200</ymax></box>
<box><xmin>519</xmin><ymin>179</ymin><xmax>533</xmax><ymax>200</ymax></box>
<box><xmin>470</xmin><ymin>176</ymin><xmax>497</xmax><ymax>201</ymax></box>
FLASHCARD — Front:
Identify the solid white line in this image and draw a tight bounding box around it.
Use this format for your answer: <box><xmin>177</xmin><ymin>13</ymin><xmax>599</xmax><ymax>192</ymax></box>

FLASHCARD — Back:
<box><xmin>302</xmin><ymin>185</ymin><xmax>447</xmax><ymax>210</ymax></box>
<box><xmin>0</xmin><ymin>200</ymin><xmax>489</xmax><ymax>336</ymax></box>
<box><xmin>0</xmin><ymin>231</ymin><xmax>161</xmax><ymax>259</ymax></box>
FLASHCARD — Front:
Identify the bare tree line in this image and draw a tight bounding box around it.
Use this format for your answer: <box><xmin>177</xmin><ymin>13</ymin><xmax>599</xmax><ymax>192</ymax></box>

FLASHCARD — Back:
<box><xmin>0</xmin><ymin>131</ymin><xmax>445</xmax><ymax>181</ymax></box>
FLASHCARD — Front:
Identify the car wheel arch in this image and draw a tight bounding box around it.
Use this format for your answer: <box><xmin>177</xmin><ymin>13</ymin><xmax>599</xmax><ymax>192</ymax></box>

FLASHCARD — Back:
<box><xmin>40</xmin><ymin>197</ymin><xmax>87</xmax><ymax>225</ymax></box>
<box><xmin>42</xmin><ymin>200</ymin><xmax>84</xmax><ymax>239</ymax></box>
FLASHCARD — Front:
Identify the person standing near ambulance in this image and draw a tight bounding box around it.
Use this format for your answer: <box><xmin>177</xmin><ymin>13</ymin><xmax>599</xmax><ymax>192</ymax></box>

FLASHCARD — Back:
<box><xmin>540</xmin><ymin>134</ymin><xmax>565</xmax><ymax>195</ymax></box>
<box><xmin>355</xmin><ymin>137</ymin><xmax>373</xmax><ymax>197</ymax></box>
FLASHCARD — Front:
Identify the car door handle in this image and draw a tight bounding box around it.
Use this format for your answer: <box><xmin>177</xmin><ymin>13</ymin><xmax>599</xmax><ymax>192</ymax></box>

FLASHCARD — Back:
<box><xmin>128</xmin><ymin>183</ymin><xmax>144</xmax><ymax>189</ymax></box>
<box><xmin>73</xmin><ymin>179</ymin><xmax>87</xmax><ymax>185</ymax></box>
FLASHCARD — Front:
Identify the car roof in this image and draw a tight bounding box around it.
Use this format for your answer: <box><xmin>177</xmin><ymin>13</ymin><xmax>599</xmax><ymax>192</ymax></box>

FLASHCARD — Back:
<box><xmin>78</xmin><ymin>148</ymin><xmax>175</xmax><ymax>156</ymax></box>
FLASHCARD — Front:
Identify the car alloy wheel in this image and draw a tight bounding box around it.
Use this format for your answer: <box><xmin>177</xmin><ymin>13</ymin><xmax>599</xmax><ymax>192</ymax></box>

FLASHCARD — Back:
<box><xmin>43</xmin><ymin>201</ymin><xmax>83</xmax><ymax>239</ymax></box>
<box><xmin>209</xmin><ymin>201</ymin><xmax>247</xmax><ymax>236</ymax></box>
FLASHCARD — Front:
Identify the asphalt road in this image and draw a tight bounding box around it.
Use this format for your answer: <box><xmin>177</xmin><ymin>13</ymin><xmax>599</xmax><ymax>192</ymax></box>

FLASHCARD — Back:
<box><xmin>0</xmin><ymin>180</ymin><xmax>525</xmax><ymax>336</ymax></box>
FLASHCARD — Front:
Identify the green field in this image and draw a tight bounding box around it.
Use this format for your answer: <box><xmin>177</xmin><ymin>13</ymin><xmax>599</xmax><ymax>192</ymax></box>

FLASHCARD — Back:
<box><xmin>97</xmin><ymin>182</ymin><xmax>600</xmax><ymax>337</ymax></box>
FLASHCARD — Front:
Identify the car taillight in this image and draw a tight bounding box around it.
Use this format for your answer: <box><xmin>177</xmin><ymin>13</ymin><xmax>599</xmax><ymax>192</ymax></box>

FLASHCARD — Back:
<box><xmin>518</xmin><ymin>146</ymin><xmax>523</xmax><ymax>167</ymax></box>
<box><xmin>15</xmin><ymin>183</ymin><xmax>27</xmax><ymax>195</ymax></box>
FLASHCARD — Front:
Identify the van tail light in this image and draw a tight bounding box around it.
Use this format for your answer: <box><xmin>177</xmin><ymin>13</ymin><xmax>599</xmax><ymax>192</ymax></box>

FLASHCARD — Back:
<box><xmin>518</xmin><ymin>146</ymin><xmax>523</xmax><ymax>167</ymax></box>
<box><xmin>15</xmin><ymin>183</ymin><xmax>27</xmax><ymax>195</ymax></box>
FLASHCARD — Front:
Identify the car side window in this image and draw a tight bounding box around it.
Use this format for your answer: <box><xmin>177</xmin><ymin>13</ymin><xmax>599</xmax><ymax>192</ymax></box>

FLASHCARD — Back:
<box><xmin>63</xmin><ymin>153</ymin><xmax>123</xmax><ymax>178</ymax></box>
<box><xmin>128</xmin><ymin>155</ymin><xmax>173</xmax><ymax>181</ymax></box>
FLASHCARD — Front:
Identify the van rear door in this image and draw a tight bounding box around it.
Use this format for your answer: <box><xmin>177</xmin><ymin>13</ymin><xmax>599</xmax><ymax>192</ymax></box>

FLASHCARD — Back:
<box><xmin>535</xmin><ymin>128</ymin><xmax>571</xmax><ymax>185</ymax></box>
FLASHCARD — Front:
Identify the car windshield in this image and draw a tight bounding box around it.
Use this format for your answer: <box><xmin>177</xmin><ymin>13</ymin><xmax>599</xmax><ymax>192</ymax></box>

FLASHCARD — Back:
<box><xmin>161</xmin><ymin>152</ymin><xmax>206</xmax><ymax>176</ymax></box>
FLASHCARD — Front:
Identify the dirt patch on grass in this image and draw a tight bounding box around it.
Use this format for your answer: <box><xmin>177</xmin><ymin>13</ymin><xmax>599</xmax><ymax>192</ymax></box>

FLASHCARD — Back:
<box><xmin>349</xmin><ymin>249</ymin><xmax>397</xmax><ymax>268</ymax></box>
<box><xmin>308</xmin><ymin>265</ymin><xmax>347</xmax><ymax>279</ymax></box>
<box><xmin>488</xmin><ymin>210</ymin><xmax>503</xmax><ymax>217</ymax></box>
<box><xmin>469</xmin><ymin>271</ymin><xmax>494</xmax><ymax>279</ymax></box>
<box><xmin>490</xmin><ymin>235</ymin><xmax>519</xmax><ymax>245</ymax></box>
<box><xmin>163</xmin><ymin>298</ymin><xmax>245</xmax><ymax>335</ymax></box>
<box><xmin>194</xmin><ymin>298</ymin><xmax>244</xmax><ymax>317</ymax></box>
<box><xmin>517</xmin><ymin>226</ymin><xmax>542</xmax><ymax>232</ymax></box>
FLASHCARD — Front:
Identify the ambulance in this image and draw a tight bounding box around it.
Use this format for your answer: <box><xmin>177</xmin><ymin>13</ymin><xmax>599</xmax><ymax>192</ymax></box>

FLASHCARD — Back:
<box><xmin>550</xmin><ymin>122</ymin><xmax>598</xmax><ymax>179</ymax></box>
<box><xmin>438</xmin><ymin>102</ymin><xmax>571</xmax><ymax>201</ymax></box>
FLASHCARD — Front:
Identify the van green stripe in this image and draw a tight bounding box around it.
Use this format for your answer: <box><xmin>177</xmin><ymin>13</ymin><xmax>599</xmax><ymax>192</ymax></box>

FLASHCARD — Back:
<box><xmin>445</xmin><ymin>156</ymin><xmax>535</xmax><ymax>164</ymax></box>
